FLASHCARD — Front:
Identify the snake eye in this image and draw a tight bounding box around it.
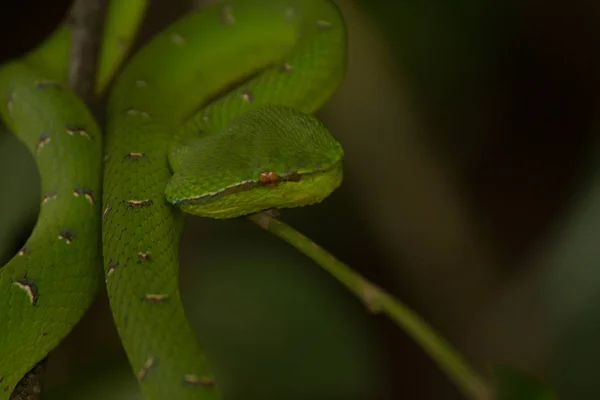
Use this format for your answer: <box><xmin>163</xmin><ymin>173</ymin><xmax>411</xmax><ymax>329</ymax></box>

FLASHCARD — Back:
<box><xmin>259</xmin><ymin>171</ymin><xmax>281</xmax><ymax>186</ymax></box>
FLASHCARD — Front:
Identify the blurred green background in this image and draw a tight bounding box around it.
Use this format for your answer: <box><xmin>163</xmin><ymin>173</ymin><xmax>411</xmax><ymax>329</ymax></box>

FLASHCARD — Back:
<box><xmin>2</xmin><ymin>0</ymin><xmax>600</xmax><ymax>398</ymax></box>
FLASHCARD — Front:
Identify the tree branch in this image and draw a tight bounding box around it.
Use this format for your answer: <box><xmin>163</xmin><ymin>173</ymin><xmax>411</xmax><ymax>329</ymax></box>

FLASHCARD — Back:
<box><xmin>68</xmin><ymin>0</ymin><xmax>109</xmax><ymax>107</ymax></box>
<box><xmin>9</xmin><ymin>359</ymin><xmax>47</xmax><ymax>400</ymax></box>
<box><xmin>248</xmin><ymin>210</ymin><xmax>493</xmax><ymax>400</ymax></box>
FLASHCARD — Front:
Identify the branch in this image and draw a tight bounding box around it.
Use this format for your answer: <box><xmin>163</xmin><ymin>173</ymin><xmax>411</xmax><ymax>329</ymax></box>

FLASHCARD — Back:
<box><xmin>9</xmin><ymin>359</ymin><xmax>47</xmax><ymax>400</ymax></box>
<box><xmin>248</xmin><ymin>210</ymin><xmax>494</xmax><ymax>400</ymax></box>
<box><xmin>68</xmin><ymin>0</ymin><xmax>109</xmax><ymax>107</ymax></box>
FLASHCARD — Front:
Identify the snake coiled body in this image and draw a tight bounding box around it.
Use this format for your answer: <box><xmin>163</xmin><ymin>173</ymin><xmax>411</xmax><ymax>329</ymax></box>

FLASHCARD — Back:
<box><xmin>0</xmin><ymin>1</ymin><xmax>346</xmax><ymax>398</ymax></box>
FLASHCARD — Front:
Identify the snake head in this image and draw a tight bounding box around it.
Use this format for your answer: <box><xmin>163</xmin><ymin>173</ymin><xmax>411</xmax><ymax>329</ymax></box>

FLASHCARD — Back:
<box><xmin>165</xmin><ymin>106</ymin><xmax>344</xmax><ymax>219</ymax></box>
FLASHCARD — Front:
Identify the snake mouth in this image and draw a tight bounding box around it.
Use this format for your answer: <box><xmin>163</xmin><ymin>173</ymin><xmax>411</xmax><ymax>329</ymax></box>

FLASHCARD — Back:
<box><xmin>168</xmin><ymin>161</ymin><xmax>344</xmax><ymax>219</ymax></box>
<box><xmin>169</xmin><ymin>166</ymin><xmax>336</xmax><ymax>207</ymax></box>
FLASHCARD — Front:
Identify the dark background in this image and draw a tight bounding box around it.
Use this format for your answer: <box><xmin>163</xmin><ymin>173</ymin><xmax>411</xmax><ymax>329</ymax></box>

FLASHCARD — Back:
<box><xmin>2</xmin><ymin>0</ymin><xmax>600</xmax><ymax>398</ymax></box>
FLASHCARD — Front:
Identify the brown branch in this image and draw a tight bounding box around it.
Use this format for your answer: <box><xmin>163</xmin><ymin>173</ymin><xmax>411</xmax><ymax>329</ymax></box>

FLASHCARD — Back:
<box><xmin>67</xmin><ymin>0</ymin><xmax>109</xmax><ymax>107</ymax></box>
<box><xmin>9</xmin><ymin>359</ymin><xmax>47</xmax><ymax>400</ymax></box>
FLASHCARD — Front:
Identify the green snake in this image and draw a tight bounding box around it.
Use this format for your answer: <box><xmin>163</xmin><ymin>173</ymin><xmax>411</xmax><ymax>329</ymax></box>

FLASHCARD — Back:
<box><xmin>0</xmin><ymin>0</ymin><xmax>346</xmax><ymax>398</ymax></box>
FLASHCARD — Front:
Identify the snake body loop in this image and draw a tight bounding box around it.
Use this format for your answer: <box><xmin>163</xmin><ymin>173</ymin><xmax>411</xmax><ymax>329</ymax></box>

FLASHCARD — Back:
<box><xmin>0</xmin><ymin>1</ymin><xmax>147</xmax><ymax>394</ymax></box>
<box><xmin>0</xmin><ymin>1</ymin><xmax>346</xmax><ymax>398</ymax></box>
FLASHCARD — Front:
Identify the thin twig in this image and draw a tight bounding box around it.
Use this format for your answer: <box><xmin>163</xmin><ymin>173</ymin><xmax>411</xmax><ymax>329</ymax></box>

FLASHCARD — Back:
<box><xmin>248</xmin><ymin>210</ymin><xmax>494</xmax><ymax>400</ymax></box>
<box><xmin>68</xmin><ymin>0</ymin><xmax>109</xmax><ymax>107</ymax></box>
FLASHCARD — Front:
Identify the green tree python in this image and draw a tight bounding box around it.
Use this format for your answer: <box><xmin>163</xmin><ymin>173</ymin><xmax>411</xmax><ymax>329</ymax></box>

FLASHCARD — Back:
<box><xmin>0</xmin><ymin>0</ymin><xmax>347</xmax><ymax>398</ymax></box>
